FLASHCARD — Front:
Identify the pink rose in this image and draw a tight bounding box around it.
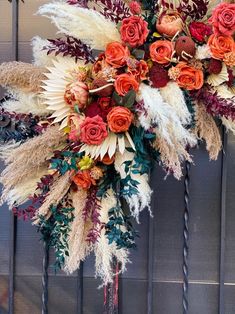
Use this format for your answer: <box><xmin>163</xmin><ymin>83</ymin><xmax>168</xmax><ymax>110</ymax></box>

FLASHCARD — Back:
<box><xmin>80</xmin><ymin>115</ymin><xmax>108</xmax><ymax>145</ymax></box>
<box><xmin>120</xmin><ymin>16</ymin><xmax>149</xmax><ymax>48</ymax></box>
<box><xmin>129</xmin><ymin>1</ymin><xmax>141</xmax><ymax>15</ymax></box>
<box><xmin>64</xmin><ymin>81</ymin><xmax>88</xmax><ymax>109</ymax></box>
<box><xmin>209</xmin><ymin>3</ymin><xmax>235</xmax><ymax>36</ymax></box>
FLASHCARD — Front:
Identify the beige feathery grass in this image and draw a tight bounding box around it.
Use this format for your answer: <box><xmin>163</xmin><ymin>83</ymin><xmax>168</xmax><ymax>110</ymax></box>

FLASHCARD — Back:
<box><xmin>34</xmin><ymin>171</ymin><xmax>72</xmax><ymax>222</ymax></box>
<box><xmin>194</xmin><ymin>103</ymin><xmax>222</xmax><ymax>160</ymax></box>
<box><xmin>64</xmin><ymin>190</ymin><xmax>93</xmax><ymax>274</ymax></box>
<box><xmin>0</xmin><ymin>62</ymin><xmax>46</xmax><ymax>93</ymax></box>
<box><xmin>1</xmin><ymin>167</ymin><xmax>48</xmax><ymax>208</ymax></box>
<box><xmin>95</xmin><ymin>189</ymin><xmax>129</xmax><ymax>285</ymax></box>
<box><xmin>153</xmin><ymin>136</ymin><xmax>192</xmax><ymax>180</ymax></box>
<box><xmin>38</xmin><ymin>3</ymin><xmax>121</xmax><ymax>50</ymax></box>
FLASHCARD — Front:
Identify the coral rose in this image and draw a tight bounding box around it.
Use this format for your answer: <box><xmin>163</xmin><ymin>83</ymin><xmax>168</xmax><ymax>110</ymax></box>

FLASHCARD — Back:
<box><xmin>208</xmin><ymin>34</ymin><xmax>235</xmax><ymax>66</ymax></box>
<box><xmin>105</xmin><ymin>42</ymin><xmax>130</xmax><ymax>68</ymax></box>
<box><xmin>189</xmin><ymin>22</ymin><xmax>212</xmax><ymax>43</ymax></box>
<box><xmin>64</xmin><ymin>81</ymin><xmax>88</xmax><ymax>108</ymax></box>
<box><xmin>156</xmin><ymin>11</ymin><xmax>183</xmax><ymax>37</ymax></box>
<box><xmin>127</xmin><ymin>59</ymin><xmax>149</xmax><ymax>81</ymax></box>
<box><xmin>115</xmin><ymin>73</ymin><xmax>139</xmax><ymax>96</ymax></box>
<box><xmin>209</xmin><ymin>3</ymin><xmax>235</xmax><ymax>36</ymax></box>
<box><xmin>120</xmin><ymin>16</ymin><xmax>149</xmax><ymax>48</ymax></box>
<box><xmin>80</xmin><ymin>115</ymin><xmax>108</xmax><ymax>145</ymax></box>
<box><xmin>150</xmin><ymin>40</ymin><xmax>174</xmax><ymax>65</ymax></box>
<box><xmin>107</xmin><ymin>106</ymin><xmax>133</xmax><ymax>133</ymax></box>
<box><xmin>174</xmin><ymin>62</ymin><xmax>204</xmax><ymax>90</ymax></box>
<box><xmin>72</xmin><ymin>170</ymin><xmax>96</xmax><ymax>190</ymax></box>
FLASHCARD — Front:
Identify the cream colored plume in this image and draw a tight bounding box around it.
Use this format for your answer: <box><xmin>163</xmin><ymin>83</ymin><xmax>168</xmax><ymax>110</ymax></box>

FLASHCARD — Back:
<box><xmin>80</xmin><ymin>132</ymin><xmax>135</xmax><ymax>159</ymax></box>
<box><xmin>1</xmin><ymin>167</ymin><xmax>48</xmax><ymax>208</ymax></box>
<box><xmin>222</xmin><ymin>117</ymin><xmax>235</xmax><ymax>135</ymax></box>
<box><xmin>64</xmin><ymin>190</ymin><xmax>93</xmax><ymax>274</ymax></box>
<box><xmin>32</xmin><ymin>36</ymin><xmax>56</xmax><ymax>67</ymax></box>
<box><xmin>38</xmin><ymin>2</ymin><xmax>121</xmax><ymax>50</ymax></box>
<box><xmin>42</xmin><ymin>58</ymin><xmax>87</xmax><ymax>129</ymax></box>
<box><xmin>160</xmin><ymin>82</ymin><xmax>191</xmax><ymax>125</ymax></box>
<box><xmin>95</xmin><ymin>189</ymin><xmax>129</xmax><ymax>285</ymax></box>
<box><xmin>114</xmin><ymin>150</ymin><xmax>152</xmax><ymax>221</ymax></box>
<box><xmin>194</xmin><ymin>102</ymin><xmax>222</xmax><ymax>160</ymax></box>
<box><xmin>195</xmin><ymin>45</ymin><xmax>211</xmax><ymax>60</ymax></box>
<box><xmin>136</xmin><ymin>84</ymin><xmax>197</xmax><ymax>148</ymax></box>
<box><xmin>2</xmin><ymin>91</ymin><xmax>51</xmax><ymax>116</ymax></box>
<box><xmin>34</xmin><ymin>172</ymin><xmax>72</xmax><ymax>222</ymax></box>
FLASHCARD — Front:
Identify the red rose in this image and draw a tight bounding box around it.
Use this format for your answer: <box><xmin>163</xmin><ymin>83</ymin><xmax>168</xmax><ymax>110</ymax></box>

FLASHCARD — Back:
<box><xmin>120</xmin><ymin>16</ymin><xmax>149</xmax><ymax>48</ymax></box>
<box><xmin>189</xmin><ymin>22</ymin><xmax>212</xmax><ymax>42</ymax></box>
<box><xmin>149</xmin><ymin>64</ymin><xmax>170</xmax><ymax>88</ymax></box>
<box><xmin>209</xmin><ymin>2</ymin><xmax>235</xmax><ymax>36</ymax></box>
<box><xmin>85</xmin><ymin>100</ymin><xmax>111</xmax><ymax>121</ymax></box>
<box><xmin>80</xmin><ymin>115</ymin><xmax>108</xmax><ymax>145</ymax></box>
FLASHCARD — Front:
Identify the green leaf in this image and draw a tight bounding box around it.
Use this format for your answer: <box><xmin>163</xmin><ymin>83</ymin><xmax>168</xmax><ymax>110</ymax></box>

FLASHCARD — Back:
<box><xmin>112</xmin><ymin>91</ymin><xmax>123</xmax><ymax>106</ymax></box>
<box><xmin>123</xmin><ymin>90</ymin><xmax>136</xmax><ymax>108</ymax></box>
<box><xmin>132</xmin><ymin>49</ymin><xmax>145</xmax><ymax>60</ymax></box>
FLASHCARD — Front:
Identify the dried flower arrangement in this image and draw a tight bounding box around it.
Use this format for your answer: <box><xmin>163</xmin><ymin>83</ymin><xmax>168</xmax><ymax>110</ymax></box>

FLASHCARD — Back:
<box><xmin>0</xmin><ymin>0</ymin><xmax>234</xmax><ymax>285</ymax></box>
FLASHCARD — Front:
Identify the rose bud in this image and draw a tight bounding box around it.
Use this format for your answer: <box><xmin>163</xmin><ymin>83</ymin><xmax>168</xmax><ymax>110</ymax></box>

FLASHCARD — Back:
<box><xmin>90</xmin><ymin>78</ymin><xmax>114</xmax><ymax>97</ymax></box>
<box><xmin>175</xmin><ymin>36</ymin><xmax>196</xmax><ymax>60</ymax></box>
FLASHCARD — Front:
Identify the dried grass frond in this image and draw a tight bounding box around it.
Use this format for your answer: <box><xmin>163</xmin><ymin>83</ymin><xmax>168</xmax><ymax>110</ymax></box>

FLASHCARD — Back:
<box><xmin>1</xmin><ymin>167</ymin><xmax>48</xmax><ymax>208</ymax></box>
<box><xmin>0</xmin><ymin>62</ymin><xmax>46</xmax><ymax>93</ymax></box>
<box><xmin>194</xmin><ymin>103</ymin><xmax>222</xmax><ymax>160</ymax></box>
<box><xmin>38</xmin><ymin>3</ymin><xmax>121</xmax><ymax>50</ymax></box>
<box><xmin>222</xmin><ymin>117</ymin><xmax>235</xmax><ymax>135</ymax></box>
<box><xmin>95</xmin><ymin>189</ymin><xmax>129</xmax><ymax>285</ymax></box>
<box><xmin>64</xmin><ymin>190</ymin><xmax>93</xmax><ymax>273</ymax></box>
<box><xmin>153</xmin><ymin>136</ymin><xmax>192</xmax><ymax>180</ymax></box>
<box><xmin>34</xmin><ymin>172</ymin><xmax>71</xmax><ymax>221</ymax></box>
<box><xmin>32</xmin><ymin>36</ymin><xmax>55</xmax><ymax>67</ymax></box>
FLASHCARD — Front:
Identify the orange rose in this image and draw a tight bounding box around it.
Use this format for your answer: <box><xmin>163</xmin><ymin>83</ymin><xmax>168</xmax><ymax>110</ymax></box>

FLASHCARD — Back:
<box><xmin>150</xmin><ymin>40</ymin><xmax>174</xmax><ymax>65</ymax></box>
<box><xmin>114</xmin><ymin>73</ymin><xmax>139</xmax><ymax>96</ymax></box>
<box><xmin>105</xmin><ymin>42</ymin><xmax>130</xmax><ymax>68</ymax></box>
<box><xmin>72</xmin><ymin>170</ymin><xmax>96</xmax><ymax>190</ymax></box>
<box><xmin>208</xmin><ymin>34</ymin><xmax>235</xmax><ymax>66</ymax></box>
<box><xmin>127</xmin><ymin>59</ymin><xmax>149</xmax><ymax>81</ymax></box>
<box><xmin>174</xmin><ymin>62</ymin><xmax>204</xmax><ymax>90</ymax></box>
<box><xmin>156</xmin><ymin>11</ymin><xmax>183</xmax><ymax>37</ymax></box>
<box><xmin>107</xmin><ymin>106</ymin><xmax>133</xmax><ymax>133</ymax></box>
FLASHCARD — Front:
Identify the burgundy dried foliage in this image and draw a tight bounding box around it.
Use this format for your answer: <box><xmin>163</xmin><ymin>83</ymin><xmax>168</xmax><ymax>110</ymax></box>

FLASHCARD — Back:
<box><xmin>45</xmin><ymin>36</ymin><xmax>95</xmax><ymax>64</ymax></box>
<box><xmin>92</xmin><ymin>0</ymin><xmax>130</xmax><ymax>23</ymax></box>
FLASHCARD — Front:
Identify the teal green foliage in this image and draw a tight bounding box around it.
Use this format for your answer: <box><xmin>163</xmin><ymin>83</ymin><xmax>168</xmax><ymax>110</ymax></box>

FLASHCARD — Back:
<box><xmin>129</xmin><ymin>126</ymin><xmax>156</xmax><ymax>174</ymax></box>
<box><xmin>183</xmin><ymin>91</ymin><xmax>196</xmax><ymax>129</ymax></box>
<box><xmin>39</xmin><ymin>204</ymin><xmax>74</xmax><ymax>270</ymax></box>
<box><xmin>112</xmin><ymin>90</ymin><xmax>136</xmax><ymax>109</ymax></box>
<box><xmin>50</xmin><ymin>151</ymin><xmax>83</xmax><ymax>175</ymax></box>
<box><xmin>105</xmin><ymin>196</ymin><xmax>138</xmax><ymax>249</ymax></box>
<box><xmin>97</xmin><ymin>164</ymin><xmax>120</xmax><ymax>197</ymax></box>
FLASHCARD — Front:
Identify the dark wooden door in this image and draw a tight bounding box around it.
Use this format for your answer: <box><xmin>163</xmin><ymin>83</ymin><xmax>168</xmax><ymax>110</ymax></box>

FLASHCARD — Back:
<box><xmin>0</xmin><ymin>1</ymin><xmax>235</xmax><ymax>313</ymax></box>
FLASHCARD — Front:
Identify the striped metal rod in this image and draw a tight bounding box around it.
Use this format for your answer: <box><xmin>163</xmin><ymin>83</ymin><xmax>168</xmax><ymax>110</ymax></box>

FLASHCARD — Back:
<box><xmin>183</xmin><ymin>160</ymin><xmax>190</xmax><ymax>314</ymax></box>
<box><xmin>42</xmin><ymin>242</ymin><xmax>49</xmax><ymax>314</ymax></box>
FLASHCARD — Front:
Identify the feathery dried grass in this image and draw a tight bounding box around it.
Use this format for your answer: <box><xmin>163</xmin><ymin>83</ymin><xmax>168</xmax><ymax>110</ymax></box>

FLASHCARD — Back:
<box><xmin>1</xmin><ymin>167</ymin><xmax>48</xmax><ymax>208</ymax></box>
<box><xmin>0</xmin><ymin>125</ymin><xmax>66</xmax><ymax>199</ymax></box>
<box><xmin>64</xmin><ymin>190</ymin><xmax>93</xmax><ymax>273</ymax></box>
<box><xmin>153</xmin><ymin>136</ymin><xmax>192</xmax><ymax>180</ymax></box>
<box><xmin>0</xmin><ymin>62</ymin><xmax>46</xmax><ymax>93</ymax></box>
<box><xmin>160</xmin><ymin>82</ymin><xmax>191</xmax><ymax>125</ymax></box>
<box><xmin>222</xmin><ymin>117</ymin><xmax>235</xmax><ymax>135</ymax></box>
<box><xmin>2</xmin><ymin>91</ymin><xmax>51</xmax><ymax>116</ymax></box>
<box><xmin>114</xmin><ymin>150</ymin><xmax>152</xmax><ymax>222</ymax></box>
<box><xmin>38</xmin><ymin>3</ymin><xmax>121</xmax><ymax>50</ymax></box>
<box><xmin>194</xmin><ymin>103</ymin><xmax>222</xmax><ymax>160</ymax></box>
<box><xmin>32</xmin><ymin>36</ymin><xmax>55</xmax><ymax>67</ymax></box>
<box><xmin>95</xmin><ymin>189</ymin><xmax>129</xmax><ymax>285</ymax></box>
<box><xmin>34</xmin><ymin>171</ymin><xmax>71</xmax><ymax>221</ymax></box>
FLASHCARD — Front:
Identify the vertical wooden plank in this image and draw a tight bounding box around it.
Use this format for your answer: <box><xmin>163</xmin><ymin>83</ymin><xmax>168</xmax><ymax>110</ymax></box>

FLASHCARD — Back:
<box><xmin>219</xmin><ymin>128</ymin><xmax>227</xmax><ymax>314</ymax></box>
<box><xmin>8</xmin><ymin>1</ymin><xmax>18</xmax><ymax>313</ymax></box>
